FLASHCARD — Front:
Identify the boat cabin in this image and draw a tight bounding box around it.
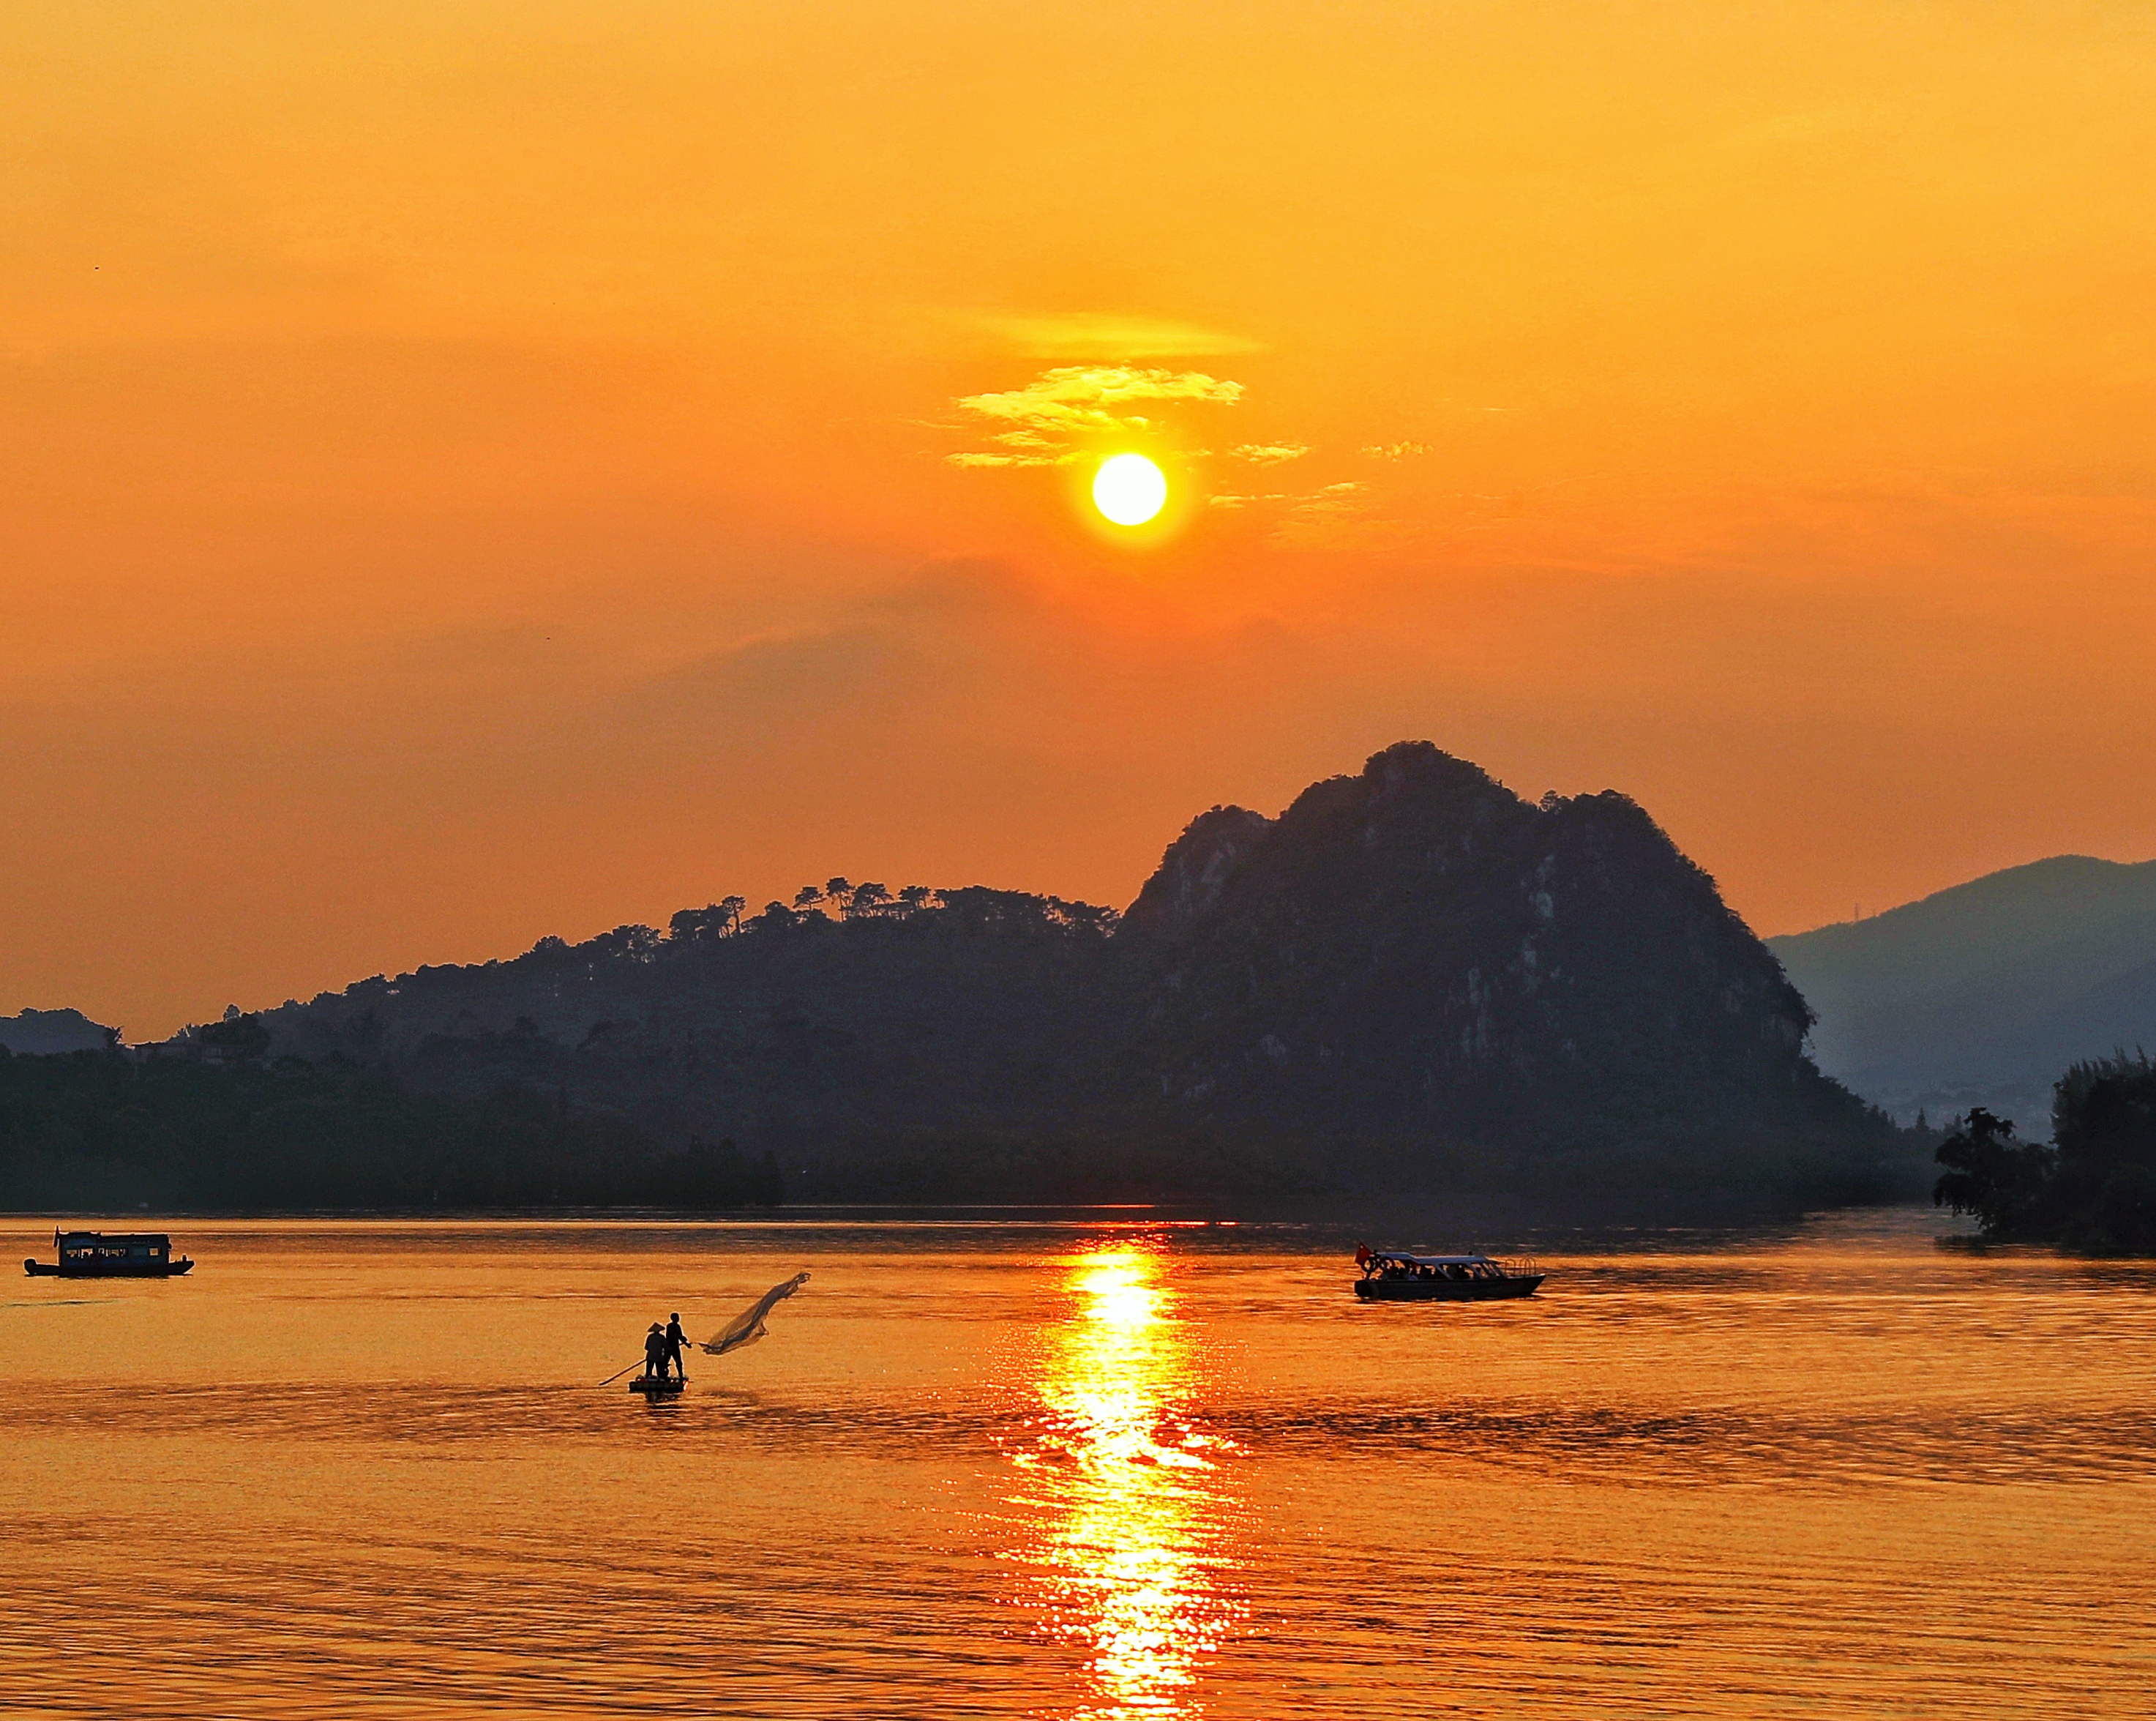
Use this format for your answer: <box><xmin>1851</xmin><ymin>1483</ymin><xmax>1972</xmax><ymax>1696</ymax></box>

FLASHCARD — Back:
<box><xmin>58</xmin><ymin>1231</ymin><xmax>176</xmax><ymax>1267</ymax></box>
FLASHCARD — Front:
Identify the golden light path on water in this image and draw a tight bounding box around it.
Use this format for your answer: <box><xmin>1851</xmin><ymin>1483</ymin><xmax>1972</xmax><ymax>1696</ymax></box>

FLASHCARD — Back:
<box><xmin>1002</xmin><ymin>1240</ymin><xmax>1244</xmax><ymax>1719</ymax></box>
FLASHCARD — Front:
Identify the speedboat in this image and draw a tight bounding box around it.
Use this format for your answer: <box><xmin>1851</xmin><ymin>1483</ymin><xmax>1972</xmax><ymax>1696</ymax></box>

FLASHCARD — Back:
<box><xmin>1352</xmin><ymin>1245</ymin><xmax>1542</xmax><ymax>1301</ymax></box>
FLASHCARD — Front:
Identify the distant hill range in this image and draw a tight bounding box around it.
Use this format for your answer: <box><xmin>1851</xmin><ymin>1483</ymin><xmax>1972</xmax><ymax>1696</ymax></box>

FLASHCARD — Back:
<box><xmin>1769</xmin><ymin>856</ymin><xmax>2156</xmax><ymax>1136</ymax></box>
<box><xmin>0</xmin><ymin>1008</ymin><xmax>116</xmax><ymax>1056</ymax></box>
<box><xmin>120</xmin><ymin>740</ymin><xmax>1899</xmax><ymax>1204</ymax></box>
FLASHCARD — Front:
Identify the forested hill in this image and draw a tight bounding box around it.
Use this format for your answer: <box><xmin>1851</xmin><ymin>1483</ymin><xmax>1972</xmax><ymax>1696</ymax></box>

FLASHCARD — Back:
<box><xmin>113</xmin><ymin>740</ymin><xmax>1909</xmax><ymax>1205</ymax></box>
<box><xmin>1118</xmin><ymin>744</ymin><xmax>1880</xmax><ymax>1181</ymax></box>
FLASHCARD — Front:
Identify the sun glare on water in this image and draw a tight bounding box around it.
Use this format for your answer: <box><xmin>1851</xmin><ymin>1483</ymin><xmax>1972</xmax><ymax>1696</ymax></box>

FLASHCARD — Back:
<box><xmin>999</xmin><ymin>1241</ymin><xmax>1245</xmax><ymax>1718</ymax></box>
<box><xmin>1092</xmin><ymin>453</ymin><xmax>1167</xmax><ymax>526</ymax></box>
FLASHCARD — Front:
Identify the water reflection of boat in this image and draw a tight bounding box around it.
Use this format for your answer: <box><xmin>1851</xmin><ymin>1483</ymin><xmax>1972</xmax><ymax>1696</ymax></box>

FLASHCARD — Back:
<box><xmin>24</xmin><ymin>1230</ymin><xmax>193</xmax><ymax>1278</ymax></box>
<box><xmin>1353</xmin><ymin>1246</ymin><xmax>1543</xmax><ymax>1300</ymax></box>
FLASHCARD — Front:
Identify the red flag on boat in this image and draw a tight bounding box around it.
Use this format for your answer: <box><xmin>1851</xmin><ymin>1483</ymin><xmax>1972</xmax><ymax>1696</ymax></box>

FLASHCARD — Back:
<box><xmin>1354</xmin><ymin>1242</ymin><xmax>1371</xmax><ymax>1268</ymax></box>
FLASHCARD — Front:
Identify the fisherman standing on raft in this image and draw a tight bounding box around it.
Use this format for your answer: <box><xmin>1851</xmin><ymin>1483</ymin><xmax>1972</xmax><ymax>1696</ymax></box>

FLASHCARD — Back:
<box><xmin>664</xmin><ymin>1313</ymin><xmax>690</xmax><ymax>1381</ymax></box>
<box><xmin>643</xmin><ymin>1322</ymin><xmax>668</xmax><ymax>1381</ymax></box>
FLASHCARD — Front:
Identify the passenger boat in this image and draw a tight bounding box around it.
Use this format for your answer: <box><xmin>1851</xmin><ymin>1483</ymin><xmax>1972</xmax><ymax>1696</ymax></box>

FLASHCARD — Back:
<box><xmin>1352</xmin><ymin>1244</ymin><xmax>1543</xmax><ymax>1301</ymax></box>
<box><xmin>25</xmin><ymin>1229</ymin><xmax>194</xmax><ymax>1278</ymax></box>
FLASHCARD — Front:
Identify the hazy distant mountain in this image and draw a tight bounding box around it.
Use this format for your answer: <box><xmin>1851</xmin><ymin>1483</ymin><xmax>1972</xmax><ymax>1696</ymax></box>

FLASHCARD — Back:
<box><xmin>175</xmin><ymin>740</ymin><xmax>1904</xmax><ymax>1203</ymax></box>
<box><xmin>0</xmin><ymin>1007</ymin><xmax>116</xmax><ymax>1056</ymax></box>
<box><xmin>1769</xmin><ymin>856</ymin><xmax>2156</xmax><ymax>1135</ymax></box>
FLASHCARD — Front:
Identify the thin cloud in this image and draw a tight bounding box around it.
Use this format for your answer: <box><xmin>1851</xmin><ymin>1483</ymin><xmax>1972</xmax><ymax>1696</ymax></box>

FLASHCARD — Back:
<box><xmin>1209</xmin><ymin>480</ymin><xmax>1369</xmax><ymax>532</ymax></box>
<box><xmin>1362</xmin><ymin>441</ymin><xmax>1431</xmax><ymax>460</ymax></box>
<box><xmin>1270</xmin><ymin>482</ymin><xmax>1383</xmax><ymax>549</ymax></box>
<box><xmin>946</xmin><ymin>449</ymin><xmax>1082</xmax><ymax>469</ymax></box>
<box><xmin>1286</xmin><ymin>481</ymin><xmax>1369</xmax><ymax>522</ymax></box>
<box><xmin>1209</xmin><ymin>481</ymin><xmax>1364</xmax><ymax>508</ymax></box>
<box><xmin>947</xmin><ymin>365</ymin><xmax>1245</xmax><ymax>468</ymax></box>
<box><xmin>1231</xmin><ymin>442</ymin><xmax>1309</xmax><ymax>466</ymax></box>
<box><xmin>958</xmin><ymin>366</ymin><xmax>1243</xmax><ymax>435</ymax></box>
<box><xmin>974</xmin><ymin>311</ymin><xmax>1262</xmax><ymax>359</ymax></box>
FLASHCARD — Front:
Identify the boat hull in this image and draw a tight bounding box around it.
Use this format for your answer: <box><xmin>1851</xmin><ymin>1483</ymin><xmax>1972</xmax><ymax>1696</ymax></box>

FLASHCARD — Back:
<box><xmin>1354</xmin><ymin>1274</ymin><xmax>1543</xmax><ymax>1302</ymax></box>
<box><xmin>24</xmin><ymin>1260</ymin><xmax>193</xmax><ymax>1278</ymax></box>
<box><xmin>629</xmin><ymin>1377</ymin><xmax>686</xmax><ymax>1395</ymax></box>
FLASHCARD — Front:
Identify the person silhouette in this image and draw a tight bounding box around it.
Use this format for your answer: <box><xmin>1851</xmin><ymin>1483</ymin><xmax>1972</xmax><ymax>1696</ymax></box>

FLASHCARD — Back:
<box><xmin>643</xmin><ymin>1323</ymin><xmax>667</xmax><ymax>1381</ymax></box>
<box><xmin>664</xmin><ymin>1313</ymin><xmax>689</xmax><ymax>1381</ymax></box>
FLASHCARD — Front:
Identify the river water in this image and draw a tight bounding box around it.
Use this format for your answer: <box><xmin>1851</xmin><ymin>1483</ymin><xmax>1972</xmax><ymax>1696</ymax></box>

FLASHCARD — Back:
<box><xmin>2</xmin><ymin>1209</ymin><xmax>2152</xmax><ymax>1718</ymax></box>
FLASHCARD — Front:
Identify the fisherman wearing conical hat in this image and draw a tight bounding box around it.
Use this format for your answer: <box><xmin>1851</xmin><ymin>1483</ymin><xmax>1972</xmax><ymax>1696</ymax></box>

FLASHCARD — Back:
<box><xmin>642</xmin><ymin>1322</ymin><xmax>668</xmax><ymax>1381</ymax></box>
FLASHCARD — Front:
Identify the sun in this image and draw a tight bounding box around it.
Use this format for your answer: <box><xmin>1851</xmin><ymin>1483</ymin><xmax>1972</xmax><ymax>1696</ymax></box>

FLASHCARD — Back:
<box><xmin>1092</xmin><ymin>453</ymin><xmax>1167</xmax><ymax>526</ymax></box>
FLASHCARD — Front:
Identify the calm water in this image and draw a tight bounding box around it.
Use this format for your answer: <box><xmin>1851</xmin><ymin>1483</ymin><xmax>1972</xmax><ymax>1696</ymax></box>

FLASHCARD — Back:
<box><xmin>3</xmin><ymin>1209</ymin><xmax>2152</xmax><ymax>1718</ymax></box>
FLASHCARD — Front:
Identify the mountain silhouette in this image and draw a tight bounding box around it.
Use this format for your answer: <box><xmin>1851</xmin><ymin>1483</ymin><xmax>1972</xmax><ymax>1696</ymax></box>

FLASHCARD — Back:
<box><xmin>1120</xmin><ymin>745</ymin><xmax>1874</xmax><ymax>1176</ymax></box>
<box><xmin>4</xmin><ymin>744</ymin><xmax>1915</xmax><ymax>1209</ymax></box>
<box><xmin>1769</xmin><ymin>856</ymin><xmax>2156</xmax><ymax>1133</ymax></box>
<box><xmin>168</xmin><ymin>741</ymin><xmax>1901</xmax><ymax>1203</ymax></box>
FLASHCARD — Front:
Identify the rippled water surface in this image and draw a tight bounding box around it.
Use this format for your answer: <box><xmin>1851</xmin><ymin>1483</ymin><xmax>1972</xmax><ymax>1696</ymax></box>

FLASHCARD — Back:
<box><xmin>4</xmin><ymin>1209</ymin><xmax>2152</xmax><ymax>1718</ymax></box>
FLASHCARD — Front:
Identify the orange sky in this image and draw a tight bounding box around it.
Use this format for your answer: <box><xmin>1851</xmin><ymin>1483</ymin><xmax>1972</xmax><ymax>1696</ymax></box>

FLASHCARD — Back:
<box><xmin>7</xmin><ymin>1</ymin><xmax>2155</xmax><ymax>1039</ymax></box>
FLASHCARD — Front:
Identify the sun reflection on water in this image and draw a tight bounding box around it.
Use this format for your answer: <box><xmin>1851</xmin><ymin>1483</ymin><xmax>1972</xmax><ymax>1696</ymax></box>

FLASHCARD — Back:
<box><xmin>1003</xmin><ymin>1240</ymin><xmax>1244</xmax><ymax>1720</ymax></box>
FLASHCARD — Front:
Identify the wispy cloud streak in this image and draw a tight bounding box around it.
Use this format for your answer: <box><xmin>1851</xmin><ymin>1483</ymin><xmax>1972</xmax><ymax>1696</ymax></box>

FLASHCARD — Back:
<box><xmin>946</xmin><ymin>365</ymin><xmax>1245</xmax><ymax>468</ymax></box>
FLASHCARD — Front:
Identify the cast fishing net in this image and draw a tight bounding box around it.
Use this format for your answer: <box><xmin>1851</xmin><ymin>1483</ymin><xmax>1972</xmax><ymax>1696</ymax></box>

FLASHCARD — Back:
<box><xmin>701</xmin><ymin>1272</ymin><xmax>810</xmax><ymax>1355</ymax></box>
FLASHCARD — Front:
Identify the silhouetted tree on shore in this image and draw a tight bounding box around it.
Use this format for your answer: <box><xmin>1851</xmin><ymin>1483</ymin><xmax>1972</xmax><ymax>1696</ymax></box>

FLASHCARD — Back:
<box><xmin>1934</xmin><ymin>1108</ymin><xmax>2053</xmax><ymax>1233</ymax></box>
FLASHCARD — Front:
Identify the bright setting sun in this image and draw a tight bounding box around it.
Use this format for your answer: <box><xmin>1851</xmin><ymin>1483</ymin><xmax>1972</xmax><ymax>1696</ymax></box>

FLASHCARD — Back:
<box><xmin>1090</xmin><ymin>453</ymin><xmax>1167</xmax><ymax>526</ymax></box>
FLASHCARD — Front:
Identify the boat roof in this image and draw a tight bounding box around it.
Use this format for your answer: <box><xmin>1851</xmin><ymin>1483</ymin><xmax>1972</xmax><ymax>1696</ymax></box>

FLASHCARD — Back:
<box><xmin>1370</xmin><ymin>1251</ymin><xmax>1494</xmax><ymax>1266</ymax></box>
<box><xmin>58</xmin><ymin>1231</ymin><xmax>172</xmax><ymax>1245</ymax></box>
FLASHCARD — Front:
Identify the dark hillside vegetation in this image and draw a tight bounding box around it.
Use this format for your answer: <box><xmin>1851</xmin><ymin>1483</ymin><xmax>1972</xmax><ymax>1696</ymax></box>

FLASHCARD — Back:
<box><xmin>7</xmin><ymin>744</ymin><xmax>1920</xmax><ymax>1209</ymax></box>
<box><xmin>1120</xmin><ymin>746</ymin><xmax>1894</xmax><ymax>1194</ymax></box>
<box><xmin>0</xmin><ymin>1047</ymin><xmax>782</xmax><ymax>1211</ymax></box>
<box><xmin>0</xmin><ymin>1007</ymin><xmax>116</xmax><ymax>1056</ymax></box>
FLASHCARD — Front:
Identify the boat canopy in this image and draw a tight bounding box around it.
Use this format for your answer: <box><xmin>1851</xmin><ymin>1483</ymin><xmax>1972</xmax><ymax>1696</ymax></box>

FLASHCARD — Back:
<box><xmin>59</xmin><ymin>1231</ymin><xmax>170</xmax><ymax>1244</ymax></box>
<box><xmin>1369</xmin><ymin>1252</ymin><xmax>1494</xmax><ymax>1266</ymax></box>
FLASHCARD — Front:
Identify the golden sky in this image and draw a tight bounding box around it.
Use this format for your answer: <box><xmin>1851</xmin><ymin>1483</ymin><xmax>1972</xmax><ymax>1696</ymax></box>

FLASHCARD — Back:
<box><xmin>7</xmin><ymin>1</ymin><xmax>2155</xmax><ymax>1037</ymax></box>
